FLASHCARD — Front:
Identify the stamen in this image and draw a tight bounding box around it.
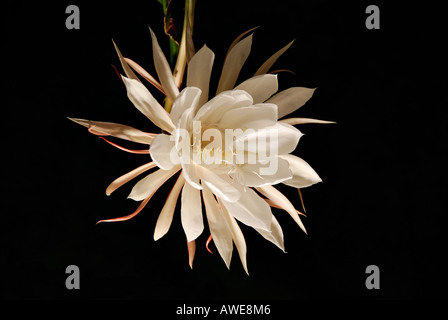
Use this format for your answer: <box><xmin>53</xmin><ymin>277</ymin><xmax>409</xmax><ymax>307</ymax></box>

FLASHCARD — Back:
<box><xmin>99</xmin><ymin>137</ymin><xmax>149</xmax><ymax>154</ymax></box>
<box><xmin>206</xmin><ymin>234</ymin><xmax>213</xmax><ymax>254</ymax></box>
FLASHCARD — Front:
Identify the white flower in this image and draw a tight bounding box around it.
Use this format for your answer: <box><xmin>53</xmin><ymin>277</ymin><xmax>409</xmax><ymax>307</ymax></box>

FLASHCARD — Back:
<box><xmin>70</xmin><ymin>27</ymin><xmax>333</xmax><ymax>274</ymax></box>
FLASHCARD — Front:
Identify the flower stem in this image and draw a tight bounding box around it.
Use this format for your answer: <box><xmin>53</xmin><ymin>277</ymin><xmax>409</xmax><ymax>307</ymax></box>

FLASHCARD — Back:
<box><xmin>163</xmin><ymin>0</ymin><xmax>195</xmax><ymax>113</ymax></box>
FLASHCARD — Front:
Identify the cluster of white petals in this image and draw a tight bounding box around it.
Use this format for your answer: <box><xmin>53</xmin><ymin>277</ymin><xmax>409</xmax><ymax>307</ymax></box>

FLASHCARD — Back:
<box><xmin>70</xmin><ymin>27</ymin><xmax>333</xmax><ymax>273</ymax></box>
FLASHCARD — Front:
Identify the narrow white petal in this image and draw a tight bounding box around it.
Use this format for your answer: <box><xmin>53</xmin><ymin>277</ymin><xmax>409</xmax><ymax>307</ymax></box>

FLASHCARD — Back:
<box><xmin>218</xmin><ymin>103</ymin><xmax>277</xmax><ymax>131</ymax></box>
<box><xmin>122</xmin><ymin>76</ymin><xmax>175</xmax><ymax>133</ymax></box>
<box><xmin>170</xmin><ymin>87</ymin><xmax>202</xmax><ymax>125</ymax></box>
<box><xmin>220</xmin><ymin>186</ymin><xmax>272</xmax><ymax>231</ymax></box>
<box><xmin>197</xmin><ymin>166</ymin><xmax>240</xmax><ymax>203</ymax></box>
<box><xmin>112</xmin><ymin>40</ymin><xmax>140</xmax><ymax>81</ymax></box>
<box><xmin>154</xmin><ymin>174</ymin><xmax>185</xmax><ymax>240</ymax></box>
<box><xmin>218</xmin><ymin>200</ymin><xmax>249</xmax><ymax>274</ymax></box>
<box><xmin>128</xmin><ymin>165</ymin><xmax>181</xmax><ymax>201</ymax></box>
<box><xmin>149</xmin><ymin>134</ymin><xmax>177</xmax><ymax>170</ymax></box>
<box><xmin>202</xmin><ymin>185</ymin><xmax>233</xmax><ymax>269</ymax></box>
<box><xmin>149</xmin><ymin>27</ymin><xmax>180</xmax><ymax>102</ymax></box>
<box><xmin>194</xmin><ymin>90</ymin><xmax>253</xmax><ymax>125</ymax></box>
<box><xmin>280</xmin><ymin>154</ymin><xmax>322</xmax><ymax>188</ymax></box>
<box><xmin>280</xmin><ymin>117</ymin><xmax>336</xmax><ymax>125</ymax></box>
<box><xmin>216</xmin><ymin>34</ymin><xmax>253</xmax><ymax>94</ymax></box>
<box><xmin>254</xmin><ymin>39</ymin><xmax>295</xmax><ymax>76</ymax></box>
<box><xmin>181</xmin><ymin>182</ymin><xmax>204</xmax><ymax>241</ymax></box>
<box><xmin>68</xmin><ymin>118</ymin><xmax>154</xmax><ymax>145</ymax></box>
<box><xmin>257</xmin><ymin>185</ymin><xmax>307</xmax><ymax>234</ymax></box>
<box><xmin>106</xmin><ymin>162</ymin><xmax>157</xmax><ymax>196</ymax></box>
<box><xmin>267</xmin><ymin>87</ymin><xmax>316</xmax><ymax>119</ymax></box>
<box><xmin>234</xmin><ymin>74</ymin><xmax>278</xmax><ymax>103</ymax></box>
<box><xmin>187</xmin><ymin>45</ymin><xmax>215</xmax><ymax>108</ymax></box>
<box><xmin>235</xmin><ymin>157</ymin><xmax>292</xmax><ymax>187</ymax></box>
<box><xmin>253</xmin><ymin>214</ymin><xmax>285</xmax><ymax>252</ymax></box>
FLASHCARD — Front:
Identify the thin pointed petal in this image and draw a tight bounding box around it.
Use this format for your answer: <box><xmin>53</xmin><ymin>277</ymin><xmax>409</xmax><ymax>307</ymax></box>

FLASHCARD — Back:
<box><xmin>220</xmin><ymin>186</ymin><xmax>272</xmax><ymax>231</ymax></box>
<box><xmin>187</xmin><ymin>45</ymin><xmax>215</xmax><ymax>108</ymax></box>
<box><xmin>112</xmin><ymin>40</ymin><xmax>140</xmax><ymax>81</ymax></box>
<box><xmin>257</xmin><ymin>185</ymin><xmax>307</xmax><ymax>234</ymax></box>
<box><xmin>266</xmin><ymin>87</ymin><xmax>316</xmax><ymax>119</ymax></box>
<box><xmin>149</xmin><ymin>27</ymin><xmax>180</xmax><ymax>102</ymax></box>
<box><xmin>124</xmin><ymin>57</ymin><xmax>165</xmax><ymax>94</ymax></box>
<box><xmin>218</xmin><ymin>199</ymin><xmax>249</xmax><ymax>274</ymax></box>
<box><xmin>99</xmin><ymin>137</ymin><xmax>149</xmax><ymax>154</ymax></box>
<box><xmin>216</xmin><ymin>34</ymin><xmax>253</xmax><ymax>94</ymax></box>
<box><xmin>187</xmin><ymin>240</ymin><xmax>196</xmax><ymax>269</ymax></box>
<box><xmin>280</xmin><ymin>117</ymin><xmax>336</xmax><ymax>125</ymax></box>
<box><xmin>253</xmin><ymin>214</ymin><xmax>285</xmax><ymax>252</ymax></box>
<box><xmin>264</xmin><ymin>198</ymin><xmax>306</xmax><ymax>217</ymax></box>
<box><xmin>106</xmin><ymin>162</ymin><xmax>157</xmax><ymax>196</ymax></box>
<box><xmin>181</xmin><ymin>182</ymin><xmax>204</xmax><ymax>242</ymax></box>
<box><xmin>122</xmin><ymin>76</ymin><xmax>175</xmax><ymax>133</ymax></box>
<box><xmin>68</xmin><ymin>118</ymin><xmax>155</xmax><ymax>145</ymax></box>
<box><xmin>154</xmin><ymin>174</ymin><xmax>185</xmax><ymax>240</ymax></box>
<box><xmin>254</xmin><ymin>39</ymin><xmax>295</xmax><ymax>76</ymax></box>
<box><xmin>128</xmin><ymin>165</ymin><xmax>181</xmax><ymax>201</ymax></box>
<box><xmin>202</xmin><ymin>185</ymin><xmax>233</xmax><ymax>269</ymax></box>
<box><xmin>96</xmin><ymin>194</ymin><xmax>151</xmax><ymax>224</ymax></box>
<box><xmin>225</xmin><ymin>26</ymin><xmax>258</xmax><ymax>57</ymax></box>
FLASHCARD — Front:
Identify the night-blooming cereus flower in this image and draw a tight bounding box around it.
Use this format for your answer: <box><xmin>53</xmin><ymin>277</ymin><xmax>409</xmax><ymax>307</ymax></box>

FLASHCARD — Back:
<box><xmin>69</xmin><ymin>27</ymin><xmax>334</xmax><ymax>274</ymax></box>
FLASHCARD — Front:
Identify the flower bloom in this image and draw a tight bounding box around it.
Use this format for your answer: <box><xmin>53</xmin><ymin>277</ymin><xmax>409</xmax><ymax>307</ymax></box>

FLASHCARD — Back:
<box><xmin>70</xmin><ymin>27</ymin><xmax>333</xmax><ymax>273</ymax></box>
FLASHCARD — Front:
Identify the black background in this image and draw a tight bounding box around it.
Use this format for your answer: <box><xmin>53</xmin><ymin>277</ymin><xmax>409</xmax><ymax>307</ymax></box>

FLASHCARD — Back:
<box><xmin>3</xmin><ymin>0</ymin><xmax>448</xmax><ymax>300</ymax></box>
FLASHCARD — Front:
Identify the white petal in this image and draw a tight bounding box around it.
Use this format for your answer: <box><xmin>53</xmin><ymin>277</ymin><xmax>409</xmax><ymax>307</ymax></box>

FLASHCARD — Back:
<box><xmin>122</xmin><ymin>76</ymin><xmax>175</xmax><ymax>133</ymax></box>
<box><xmin>68</xmin><ymin>118</ymin><xmax>155</xmax><ymax>144</ymax></box>
<box><xmin>218</xmin><ymin>200</ymin><xmax>248</xmax><ymax>274</ymax></box>
<box><xmin>170</xmin><ymin>87</ymin><xmax>202</xmax><ymax>125</ymax></box>
<box><xmin>154</xmin><ymin>174</ymin><xmax>185</xmax><ymax>240</ymax></box>
<box><xmin>187</xmin><ymin>45</ymin><xmax>215</xmax><ymax>108</ymax></box>
<box><xmin>267</xmin><ymin>87</ymin><xmax>316</xmax><ymax>119</ymax></box>
<box><xmin>234</xmin><ymin>74</ymin><xmax>278</xmax><ymax>103</ymax></box>
<box><xmin>197</xmin><ymin>166</ymin><xmax>240</xmax><ymax>203</ymax></box>
<box><xmin>194</xmin><ymin>90</ymin><xmax>253</xmax><ymax>125</ymax></box>
<box><xmin>216</xmin><ymin>34</ymin><xmax>253</xmax><ymax>94</ymax></box>
<box><xmin>202</xmin><ymin>185</ymin><xmax>233</xmax><ymax>269</ymax></box>
<box><xmin>280</xmin><ymin>154</ymin><xmax>322</xmax><ymax>188</ymax></box>
<box><xmin>254</xmin><ymin>39</ymin><xmax>295</xmax><ymax>76</ymax></box>
<box><xmin>234</xmin><ymin>157</ymin><xmax>292</xmax><ymax>187</ymax></box>
<box><xmin>149</xmin><ymin>27</ymin><xmax>180</xmax><ymax>102</ymax></box>
<box><xmin>257</xmin><ymin>185</ymin><xmax>307</xmax><ymax>234</ymax></box>
<box><xmin>128</xmin><ymin>165</ymin><xmax>181</xmax><ymax>201</ymax></box>
<box><xmin>149</xmin><ymin>134</ymin><xmax>177</xmax><ymax>170</ymax></box>
<box><xmin>112</xmin><ymin>40</ymin><xmax>140</xmax><ymax>81</ymax></box>
<box><xmin>218</xmin><ymin>103</ymin><xmax>277</xmax><ymax>131</ymax></box>
<box><xmin>280</xmin><ymin>117</ymin><xmax>336</xmax><ymax>125</ymax></box>
<box><xmin>220</xmin><ymin>186</ymin><xmax>272</xmax><ymax>231</ymax></box>
<box><xmin>253</xmin><ymin>214</ymin><xmax>285</xmax><ymax>252</ymax></box>
<box><xmin>181</xmin><ymin>182</ymin><xmax>204</xmax><ymax>241</ymax></box>
<box><xmin>106</xmin><ymin>162</ymin><xmax>157</xmax><ymax>196</ymax></box>
<box><xmin>239</xmin><ymin>122</ymin><xmax>303</xmax><ymax>155</ymax></box>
